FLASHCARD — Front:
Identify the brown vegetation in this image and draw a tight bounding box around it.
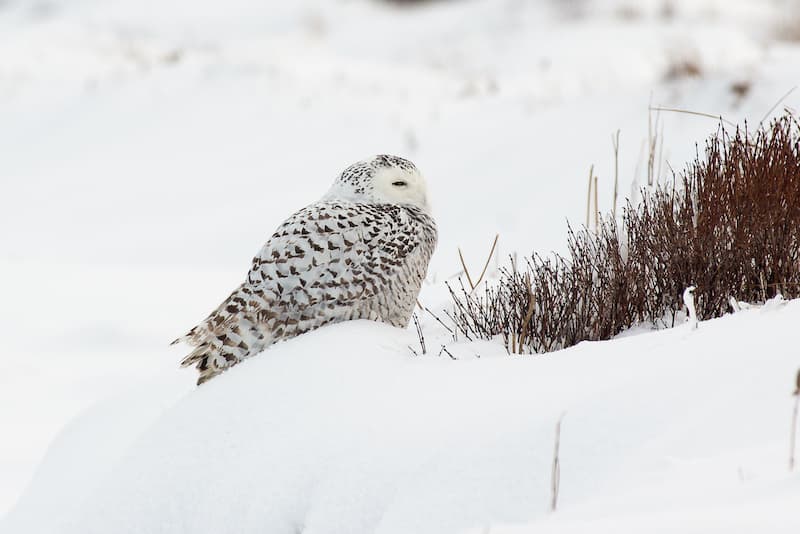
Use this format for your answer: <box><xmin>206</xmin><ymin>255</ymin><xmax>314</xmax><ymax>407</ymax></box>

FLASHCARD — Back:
<box><xmin>449</xmin><ymin>114</ymin><xmax>800</xmax><ymax>354</ymax></box>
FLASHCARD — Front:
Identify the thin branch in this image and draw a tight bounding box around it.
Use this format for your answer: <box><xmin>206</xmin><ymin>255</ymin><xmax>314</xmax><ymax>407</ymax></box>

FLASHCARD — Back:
<box><xmin>648</xmin><ymin>103</ymin><xmax>655</xmax><ymax>186</ymax></box>
<box><xmin>656</xmin><ymin>121</ymin><xmax>665</xmax><ymax>184</ymax></box>
<box><xmin>649</xmin><ymin>106</ymin><xmax>736</xmax><ymax>127</ymax></box>
<box><xmin>473</xmin><ymin>234</ymin><xmax>500</xmax><ymax>289</ymax></box>
<box><xmin>458</xmin><ymin>234</ymin><xmax>500</xmax><ymax>291</ymax></box>
<box><xmin>412</xmin><ymin>313</ymin><xmax>426</xmax><ymax>355</ymax></box>
<box><xmin>612</xmin><ymin>130</ymin><xmax>620</xmax><ymax>219</ymax></box>
<box><xmin>442</xmin><ymin>309</ymin><xmax>471</xmax><ymax>341</ymax></box>
<box><xmin>593</xmin><ymin>175</ymin><xmax>599</xmax><ymax>231</ymax></box>
<box><xmin>438</xmin><ymin>345</ymin><xmax>456</xmax><ymax>360</ymax></box>
<box><xmin>760</xmin><ymin>86</ymin><xmax>797</xmax><ymax>127</ymax></box>
<box><xmin>550</xmin><ymin>412</ymin><xmax>566</xmax><ymax>512</ymax></box>
<box><xmin>458</xmin><ymin>248</ymin><xmax>475</xmax><ymax>290</ymax></box>
<box><xmin>517</xmin><ymin>275</ymin><xmax>536</xmax><ymax>353</ymax></box>
<box><xmin>424</xmin><ymin>306</ymin><xmax>455</xmax><ymax>335</ymax></box>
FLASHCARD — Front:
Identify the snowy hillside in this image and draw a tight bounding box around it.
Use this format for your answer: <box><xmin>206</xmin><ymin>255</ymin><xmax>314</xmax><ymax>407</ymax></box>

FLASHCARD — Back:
<box><xmin>3</xmin><ymin>0</ymin><xmax>800</xmax><ymax>529</ymax></box>
<box><xmin>5</xmin><ymin>303</ymin><xmax>800</xmax><ymax>533</ymax></box>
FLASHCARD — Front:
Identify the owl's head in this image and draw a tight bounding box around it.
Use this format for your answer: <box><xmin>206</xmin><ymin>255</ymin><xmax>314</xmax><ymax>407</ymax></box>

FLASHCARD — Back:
<box><xmin>325</xmin><ymin>155</ymin><xmax>430</xmax><ymax>212</ymax></box>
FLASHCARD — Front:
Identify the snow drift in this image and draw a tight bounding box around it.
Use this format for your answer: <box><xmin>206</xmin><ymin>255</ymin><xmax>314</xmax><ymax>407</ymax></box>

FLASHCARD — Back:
<box><xmin>6</xmin><ymin>302</ymin><xmax>800</xmax><ymax>533</ymax></box>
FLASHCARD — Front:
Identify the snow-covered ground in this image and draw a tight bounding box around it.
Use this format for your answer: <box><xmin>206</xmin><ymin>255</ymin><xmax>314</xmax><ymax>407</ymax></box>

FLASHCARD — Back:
<box><xmin>4</xmin><ymin>303</ymin><xmax>800</xmax><ymax>533</ymax></box>
<box><xmin>2</xmin><ymin>0</ymin><xmax>800</xmax><ymax>530</ymax></box>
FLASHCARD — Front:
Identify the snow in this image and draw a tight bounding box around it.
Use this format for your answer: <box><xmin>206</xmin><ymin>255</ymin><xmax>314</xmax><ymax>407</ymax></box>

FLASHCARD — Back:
<box><xmin>4</xmin><ymin>304</ymin><xmax>800</xmax><ymax>533</ymax></box>
<box><xmin>2</xmin><ymin>0</ymin><xmax>800</xmax><ymax>531</ymax></box>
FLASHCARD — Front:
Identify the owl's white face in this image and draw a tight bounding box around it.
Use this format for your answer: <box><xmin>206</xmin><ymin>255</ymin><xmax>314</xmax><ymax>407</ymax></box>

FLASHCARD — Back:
<box><xmin>324</xmin><ymin>155</ymin><xmax>431</xmax><ymax>213</ymax></box>
<box><xmin>370</xmin><ymin>164</ymin><xmax>430</xmax><ymax>212</ymax></box>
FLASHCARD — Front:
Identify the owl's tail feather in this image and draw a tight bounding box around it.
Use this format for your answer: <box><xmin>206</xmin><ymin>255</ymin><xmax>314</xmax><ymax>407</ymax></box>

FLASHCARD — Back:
<box><xmin>172</xmin><ymin>284</ymin><xmax>269</xmax><ymax>385</ymax></box>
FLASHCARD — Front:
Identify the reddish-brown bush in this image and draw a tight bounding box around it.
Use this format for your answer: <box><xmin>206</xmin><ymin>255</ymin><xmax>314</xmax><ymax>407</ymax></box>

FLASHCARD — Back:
<box><xmin>450</xmin><ymin>114</ymin><xmax>800</xmax><ymax>353</ymax></box>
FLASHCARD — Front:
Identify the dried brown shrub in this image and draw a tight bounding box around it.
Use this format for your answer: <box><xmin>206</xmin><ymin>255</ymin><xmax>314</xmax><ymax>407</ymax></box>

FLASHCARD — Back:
<box><xmin>450</xmin><ymin>114</ymin><xmax>800</xmax><ymax>354</ymax></box>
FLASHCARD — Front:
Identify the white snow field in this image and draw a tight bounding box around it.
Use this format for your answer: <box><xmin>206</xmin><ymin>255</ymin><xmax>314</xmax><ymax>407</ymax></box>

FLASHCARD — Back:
<box><xmin>2</xmin><ymin>0</ymin><xmax>800</xmax><ymax>531</ymax></box>
<box><xmin>4</xmin><ymin>304</ymin><xmax>800</xmax><ymax>534</ymax></box>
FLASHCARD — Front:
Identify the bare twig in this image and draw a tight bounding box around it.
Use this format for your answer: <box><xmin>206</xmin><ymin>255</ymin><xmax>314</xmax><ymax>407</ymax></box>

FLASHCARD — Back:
<box><xmin>458</xmin><ymin>234</ymin><xmax>500</xmax><ymax>292</ymax></box>
<box><xmin>612</xmin><ymin>130</ymin><xmax>620</xmax><ymax>218</ymax></box>
<box><xmin>649</xmin><ymin>106</ymin><xmax>736</xmax><ymax>128</ymax></box>
<box><xmin>647</xmin><ymin>106</ymin><xmax>661</xmax><ymax>186</ymax></box>
<box><xmin>474</xmin><ymin>234</ymin><xmax>500</xmax><ymax>289</ymax></box>
<box><xmin>656</xmin><ymin>121</ymin><xmax>665</xmax><ymax>184</ymax></box>
<box><xmin>458</xmin><ymin>248</ymin><xmax>475</xmax><ymax>290</ymax></box>
<box><xmin>760</xmin><ymin>86</ymin><xmax>797</xmax><ymax>127</ymax></box>
<box><xmin>438</xmin><ymin>345</ymin><xmax>456</xmax><ymax>360</ymax></box>
<box><xmin>510</xmin><ymin>322</ymin><xmax>516</xmax><ymax>354</ymax></box>
<box><xmin>517</xmin><ymin>275</ymin><xmax>536</xmax><ymax>353</ymax></box>
<box><xmin>594</xmin><ymin>175</ymin><xmax>599</xmax><ymax>231</ymax></box>
<box><xmin>551</xmin><ymin>413</ymin><xmax>565</xmax><ymax>512</ymax></box>
<box><xmin>647</xmin><ymin>101</ymin><xmax>654</xmax><ymax>186</ymax></box>
<box><xmin>412</xmin><ymin>313</ymin><xmax>426</xmax><ymax>355</ymax></box>
<box><xmin>424</xmin><ymin>306</ymin><xmax>455</xmax><ymax>335</ymax></box>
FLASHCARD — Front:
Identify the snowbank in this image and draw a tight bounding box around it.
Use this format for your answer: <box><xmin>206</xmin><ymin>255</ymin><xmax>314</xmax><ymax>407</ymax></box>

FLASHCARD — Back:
<box><xmin>5</xmin><ymin>301</ymin><xmax>800</xmax><ymax>533</ymax></box>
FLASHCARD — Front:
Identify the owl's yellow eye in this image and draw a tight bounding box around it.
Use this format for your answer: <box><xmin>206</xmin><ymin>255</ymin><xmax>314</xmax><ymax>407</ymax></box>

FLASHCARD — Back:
<box><xmin>392</xmin><ymin>181</ymin><xmax>408</xmax><ymax>187</ymax></box>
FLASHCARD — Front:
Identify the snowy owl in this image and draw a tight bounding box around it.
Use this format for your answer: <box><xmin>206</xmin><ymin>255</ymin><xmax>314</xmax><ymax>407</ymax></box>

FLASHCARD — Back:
<box><xmin>173</xmin><ymin>155</ymin><xmax>437</xmax><ymax>384</ymax></box>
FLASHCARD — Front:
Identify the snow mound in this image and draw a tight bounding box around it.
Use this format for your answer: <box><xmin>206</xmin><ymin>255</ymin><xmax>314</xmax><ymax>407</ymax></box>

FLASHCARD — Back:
<box><xmin>5</xmin><ymin>305</ymin><xmax>800</xmax><ymax>533</ymax></box>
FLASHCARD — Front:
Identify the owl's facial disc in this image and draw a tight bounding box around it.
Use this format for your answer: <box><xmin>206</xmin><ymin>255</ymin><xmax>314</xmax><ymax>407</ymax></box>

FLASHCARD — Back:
<box><xmin>371</xmin><ymin>164</ymin><xmax>430</xmax><ymax>212</ymax></box>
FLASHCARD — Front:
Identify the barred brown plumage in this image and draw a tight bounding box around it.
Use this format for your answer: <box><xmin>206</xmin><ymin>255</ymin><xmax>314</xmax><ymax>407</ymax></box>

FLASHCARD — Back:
<box><xmin>172</xmin><ymin>155</ymin><xmax>437</xmax><ymax>384</ymax></box>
